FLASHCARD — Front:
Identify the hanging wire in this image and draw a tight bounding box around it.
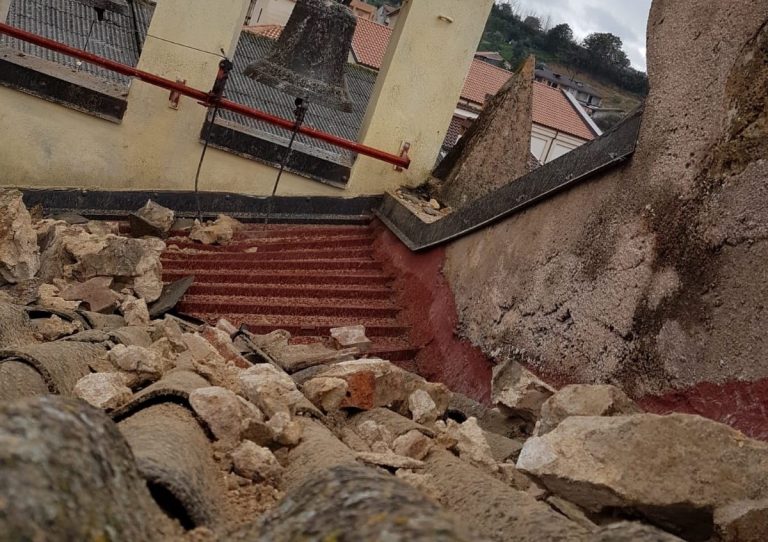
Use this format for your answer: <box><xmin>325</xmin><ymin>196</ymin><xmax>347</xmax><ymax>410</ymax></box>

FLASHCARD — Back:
<box><xmin>263</xmin><ymin>97</ymin><xmax>308</xmax><ymax>228</ymax></box>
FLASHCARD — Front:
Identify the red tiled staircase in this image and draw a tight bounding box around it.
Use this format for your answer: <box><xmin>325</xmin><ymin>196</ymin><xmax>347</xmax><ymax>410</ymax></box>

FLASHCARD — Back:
<box><xmin>162</xmin><ymin>223</ymin><xmax>420</xmax><ymax>368</ymax></box>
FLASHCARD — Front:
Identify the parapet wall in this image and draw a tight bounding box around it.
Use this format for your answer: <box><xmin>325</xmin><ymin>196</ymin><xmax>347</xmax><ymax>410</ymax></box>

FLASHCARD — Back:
<box><xmin>441</xmin><ymin>1</ymin><xmax>768</xmax><ymax>438</ymax></box>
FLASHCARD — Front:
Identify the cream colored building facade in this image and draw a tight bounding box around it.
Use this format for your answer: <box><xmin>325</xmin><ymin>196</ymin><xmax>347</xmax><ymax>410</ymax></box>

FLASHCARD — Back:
<box><xmin>0</xmin><ymin>0</ymin><xmax>493</xmax><ymax>197</ymax></box>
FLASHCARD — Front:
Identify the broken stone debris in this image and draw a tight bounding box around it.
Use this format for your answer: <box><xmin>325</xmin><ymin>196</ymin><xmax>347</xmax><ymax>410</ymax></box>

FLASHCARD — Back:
<box><xmin>4</xmin><ymin>300</ymin><xmax>768</xmax><ymax>542</ymax></box>
<box><xmin>130</xmin><ymin>200</ymin><xmax>175</xmax><ymax>239</ymax></box>
<box><xmin>0</xmin><ymin>190</ymin><xmax>40</xmax><ymax>285</ymax></box>
<box><xmin>74</xmin><ymin>372</ymin><xmax>133</xmax><ymax>410</ymax></box>
<box><xmin>231</xmin><ymin>441</ymin><xmax>284</xmax><ymax>484</ymax></box>
<box><xmin>492</xmin><ymin>359</ymin><xmax>555</xmax><ymax>421</ymax></box>
<box><xmin>517</xmin><ymin>414</ymin><xmax>768</xmax><ymax>540</ymax></box>
<box><xmin>2</xmin><ymin>198</ymin><xmax>767</xmax><ymax>540</ymax></box>
<box><xmin>189</xmin><ymin>214</ymin><xmax>243</xmax><ymax>245</ymax></box>
<box><xmin>535</xmin><ymin>383</ymin><xmax>641</xmax><ymax>435</ymax></box>
<box><xmin>330</xmin><ymin>324</ymin><xmax>372</xmax><ymax>352</ymax></box>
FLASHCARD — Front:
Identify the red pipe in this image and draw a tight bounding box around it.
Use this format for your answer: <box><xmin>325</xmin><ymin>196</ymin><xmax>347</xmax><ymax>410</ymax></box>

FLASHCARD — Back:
<box><xmin>0</xmin><ymin>22</ymin><xmax>411</xmax><ymax>169</ymax></box>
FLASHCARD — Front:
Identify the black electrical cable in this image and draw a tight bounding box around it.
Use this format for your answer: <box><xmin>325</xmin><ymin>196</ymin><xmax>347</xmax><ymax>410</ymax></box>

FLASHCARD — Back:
<box><xmin>263</xmin><ymin>97</ymin><xmax>308</xmax><ymax>228</ymax></box>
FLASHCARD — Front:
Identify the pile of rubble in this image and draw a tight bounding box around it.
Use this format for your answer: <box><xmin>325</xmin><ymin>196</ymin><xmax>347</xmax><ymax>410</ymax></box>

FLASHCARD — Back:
<box><xmin>1</xmin><ymin>190</ymin><xmax>767</xmax><ymax>541</ymax></box>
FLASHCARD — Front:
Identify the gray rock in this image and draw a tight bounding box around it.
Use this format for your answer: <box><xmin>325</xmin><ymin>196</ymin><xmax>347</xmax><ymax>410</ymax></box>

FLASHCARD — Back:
<box><xmin>536</xmin><ymin>384</ymin><xmax>642</xmax><ymax>435</ymax></box>
<box><xmin>517</xmin><ymin>414</ymin><xmax>768</xmax><ymax>540</ymax></box>
<box><xmin>0</xmin><ymin>190</ymin><xmax>40</xmax><ymax>284</ymax></box>
<box><xmin>492</xmin><ymin>360</ymin><xmax>555</xmax><ymax>421</ymax></box>
<box><xmin>714</xmin><ymin>499</ymin><xmax>768</xmax><ymax>542</ymax></box>
<box><xmin>131</xmin><ymin>200</ymin><xmax>175</xmax><ymax>238</ymax></box>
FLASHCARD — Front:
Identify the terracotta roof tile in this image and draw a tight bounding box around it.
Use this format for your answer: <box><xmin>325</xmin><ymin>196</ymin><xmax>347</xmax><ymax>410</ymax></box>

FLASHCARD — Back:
<box><xmin>244</xmin><ymin>21</ymin><xmax>596</xmax><ymax>141</ymax></box>
<box><xmin>460</xmin><ymin>59</ymin><xmax>512</xmax><ymax>105</ymax></box>
<box><xmin>243</xmin><ymin>24</ymin><xmax>283</xmax><ymax>40</ymax></box>
<box><xmin>532</xmin><ymin>82</ymin><xmax>596</xmax><ymax>140</ymax></box>
<box><xmin>350</xmin><ymin>18</ymin><xmax>391</xmax><ymax>70</ymax></box>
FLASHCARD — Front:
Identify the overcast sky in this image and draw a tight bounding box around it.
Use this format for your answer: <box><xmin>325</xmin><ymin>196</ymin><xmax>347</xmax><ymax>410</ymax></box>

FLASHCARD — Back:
<box><xmin>508</xmin><ymin>0</ymin><xmax>652</xmax><ymax>71</ymax></box>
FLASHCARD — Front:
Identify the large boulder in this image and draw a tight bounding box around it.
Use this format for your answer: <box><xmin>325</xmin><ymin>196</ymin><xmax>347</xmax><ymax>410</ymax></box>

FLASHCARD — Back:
<box><xmin>535</xmin><ymin>384</ymin><xmax>642</xmax><ymax>435</ymax></box>
<box><xmin>517</xmin><ymin>414</ymin><xmax>768</xmax><ymax>540</ymax></box>
<box><xmin>0</xmin><ymin>189</ymin><xmax>40</xmax><ymax>284</ymax></box>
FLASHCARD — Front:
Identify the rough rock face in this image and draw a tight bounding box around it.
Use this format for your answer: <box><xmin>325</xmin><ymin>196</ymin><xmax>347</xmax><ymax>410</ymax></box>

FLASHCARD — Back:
<box><xmin>435</xmin><ymin>56</ymin><xmax>535</xmax><ymax>208</ymax></box>
<box><xmin>714</xmin><ymin>499</ymin><xmax>768</xmax><ymax>542</ymax></box>
<box><xmin>517</xmin><ymin>414</ymin><xmax>768</xmax><ymax>539</ymax></box>
<box><xmin>535</xmin><ymin>384</ymin><xmax>641</xmax><ymax>435</ymax></box>
<box><xmin>492</xmin><ymin>360</ymin><xmax>555</xmax><ymax>421</ymax></box>
<box><xmin>189</xmin><ymin>215</ymin><xmax>243</xmax><ymax>245</ymax></box>
<box><xmin>189</xmin><ymin>386</ymin><xmax>245</xmax><ymax>446</ymax></box>
<box><xmin>0</xmin><ymin>189</ymin><xmax>40</xmax><ymax>284</ymax></box>
<box><xmin>231</xmin><ymin>441</ymin><xmax>284</xmax><ymax>484</ymax></box>
<box><xmin>133</xmin><ymin>200</ymin><xmax>175</xmax><ymax>237</ymax></box>
<box><xmin>441</xmin><ymin>0</ymin><xmax>768</xmax><ymax>436</ymax></box>
<box><xmin>0</xmin><ymin>396</ymin><xmax>173</xmax><ymax>540</ymax></box>
<box><xmin>246</xmin><ymin>465</ymin><xmax>472</xmax><ymax>541</ymax></box>
<box><xmin>74</xmin><ymin>372</ymin><xmax>133</xmax><ymax>410</ymax></box>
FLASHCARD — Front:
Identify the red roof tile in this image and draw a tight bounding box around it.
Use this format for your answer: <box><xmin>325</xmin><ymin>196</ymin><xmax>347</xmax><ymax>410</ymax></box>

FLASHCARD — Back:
<box><xmin>244</xmin><ymin>21</ymin><xmax>595</xmax><ymax>141</ymax></box>
<box><xmin>461</xmin><ymin>59</ymin><xmax>512</xmax><ymax>105</ymax></box>
<box><xmin>350</xmin><ymin>18</ymin><xmax>392</xmax><ymax>70</ymax></box>
<box><xmin>532</xmin><ymin>82</ymin><xmax>596</xmax><ymax>140</ymax></box>
<box><xmin>243</xmin><ymin>24</ymin><xmax>283</xmax><ymax>40</ymax></box>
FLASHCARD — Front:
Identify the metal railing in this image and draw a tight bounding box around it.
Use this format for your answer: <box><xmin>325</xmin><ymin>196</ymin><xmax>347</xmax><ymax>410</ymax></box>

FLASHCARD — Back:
<box><xmin>0</xmin><ymin>21</ymin><xmax>411</xmax><ymax>169</ymax></box>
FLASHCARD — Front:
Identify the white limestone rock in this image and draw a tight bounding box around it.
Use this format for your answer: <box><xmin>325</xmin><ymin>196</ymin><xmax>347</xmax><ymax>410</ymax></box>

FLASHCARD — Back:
<box><xmin>74</xmin><ymin>372</ymin><xmax>132</xmax><ymax>410</ymax></box>
<box><xmin>408</xmin><ymin>389</ymin><xmax>439</xmax><ymax>424</ymax></box>
<box><xmin>301</xmin><ymin>377</ymin><xmax>348</xmax><ymax>412</ymax></box>
<box><xmin>189</xmin><ymin>386</ymin><xmax>244</xmax><ymax>447</ymax></box>
<box><xmin>517</xmin><ymin>414</ymin><xmax>768</xmax><ymax>539</ymax></box>
<box><xmin>0</xmin><ymin>190</ymin><xmax>40</xmax><ymax>284</ymax></box>
<box><xmin>492</xmin><ymin>360</ymin><xmax>555</xmax><ymax>420</ymax></box>
<box><xmin>392</xmin><ymin>429</ymin><xmax>432</xmax><ymax>461</ymax></box>
<box><xmin>231</xmin><ymin>441</ymin><xmax>283</xmax><ymax>484</ymax></box>
<box><xmin>535</xmin><ymin>384</ymin><xmax>642</xmax><ymax>435</ymax></box>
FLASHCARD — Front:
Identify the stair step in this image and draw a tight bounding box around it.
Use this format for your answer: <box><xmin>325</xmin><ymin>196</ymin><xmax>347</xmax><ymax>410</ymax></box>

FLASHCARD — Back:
<box><xmin>191</xmin><ymin>313</ymin><xmax>410</xmax><ymax>338</ymax></box>
<box><xmin>162</xmin><ymin>258</ymin><xmax>382</xmax><ymax>272</ymax></box>
<box><xmin>163</xmin><ymin>247</ymin><xmax>375</xmax><ymax>261</ymax></box>
<box><xmin>179</xmin><ymin>296</ymin><xmax>400</xmax><ymax>318</ymax></box>
<box><xmin>167</xmin><ymin>235</ymin><xmax>374</xmax><ymax>252</ymax></box>
<box><xmin>290</xmin><ymin>336</ymin><xmax>418</xmax><ymax>362</ymax></box>
<box><xmin>163</xmin><ymin>270</ymin><xmax>392</xmax><ymax>286</ymax></box>
<box><xmin>184</xmin><ymin>282</ymin><xmax>393</xmax><ymax>300</ymax></box>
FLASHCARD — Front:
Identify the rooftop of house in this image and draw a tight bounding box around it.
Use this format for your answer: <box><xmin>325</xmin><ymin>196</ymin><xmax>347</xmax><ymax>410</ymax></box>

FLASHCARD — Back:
<box><xmin>475</xmin><ymin>51</ymin><xmax>505</xmax><ymax>62</ymax></box>
<box><xmin>350</xmin><ymin>0</ymin><xmax>376</xmax><ymax>18</ymax></box>
<box><xmin>337</xmin><ymin>18</ymin><xmax>598</xmax><ymax>141</ymax></box>
<box><xmin>534</xmin><ymin>64</ymin><xmax>603</xmax><ymax>99</ymax></box>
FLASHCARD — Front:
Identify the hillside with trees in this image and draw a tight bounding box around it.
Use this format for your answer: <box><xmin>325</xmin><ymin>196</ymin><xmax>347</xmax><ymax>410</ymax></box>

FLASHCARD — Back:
<box><xmin>367</xmin><ymin>0</ymin><xmax>647</xmax><ymax>119</ymax></box>
<box><xmin>482</xmin><ymin>2</ymin><xmax>648</xmax><ymax>97</ymax></box>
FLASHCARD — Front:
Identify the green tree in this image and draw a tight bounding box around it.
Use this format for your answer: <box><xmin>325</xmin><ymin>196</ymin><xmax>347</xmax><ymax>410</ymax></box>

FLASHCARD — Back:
<box><xmin>546</xmin><ymin>23</ymin><xmax>574</xmax><ymax>52</ymax></box>
<box><xmin>582</xmin><ymin>32</ymin><xmax>630</xmax><ymax>70</ymax></box>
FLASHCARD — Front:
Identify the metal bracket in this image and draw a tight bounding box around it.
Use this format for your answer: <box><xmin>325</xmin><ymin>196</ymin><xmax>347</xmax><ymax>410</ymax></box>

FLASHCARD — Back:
<box><xmin>395</xmin><ymin>141</ymin><xmax>411</xmax><ymax>172</ymax></box>
<box><xmin>168</xmin><ymin>79</ymin><xmax>185</xmax><ymax>110</ymax></box>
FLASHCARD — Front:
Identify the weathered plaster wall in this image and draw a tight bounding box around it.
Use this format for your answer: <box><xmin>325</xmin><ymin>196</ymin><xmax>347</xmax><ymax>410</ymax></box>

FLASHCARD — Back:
<box><xmin>442</xmin><ymin>0</ymin><xmax>768</xmax><ymax>434</ymax></box>
<box><xmin>0</xmin><ymin>0</ymin><xmax>343</xmax><ymax>197</ymax></box>
<box><xmin>0</xmin><ymin>0</ymin><xmax>494</xmax><ymax>197</ymax></box>
<box><xmin>435</xmin><ymin>56</ymin><xmax>534</xmax><ymax>208</ymax></box>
